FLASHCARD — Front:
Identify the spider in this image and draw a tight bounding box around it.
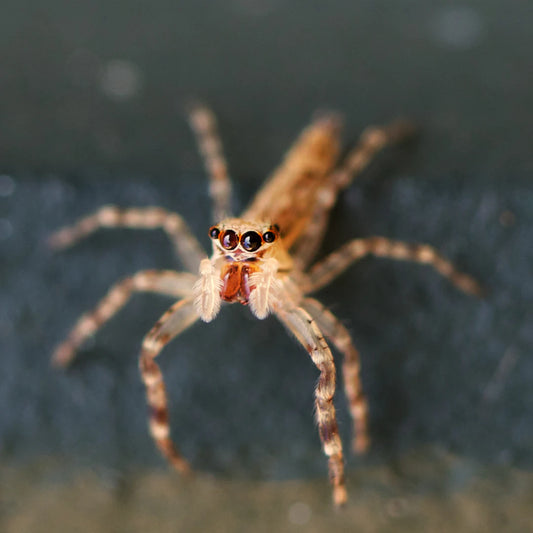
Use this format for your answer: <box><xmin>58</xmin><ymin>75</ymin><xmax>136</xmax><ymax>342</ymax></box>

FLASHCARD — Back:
<box><xmin>50</xmin><ymin>105</ymin><xmax>482</xmax><ymax>506</ymax></box>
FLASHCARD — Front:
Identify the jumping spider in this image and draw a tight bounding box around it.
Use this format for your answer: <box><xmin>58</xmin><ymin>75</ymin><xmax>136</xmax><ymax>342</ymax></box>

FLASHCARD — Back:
<box><xmin>50</xmin><ymin>105</ymin><xmax>481</xmax><ymax>506</ymax></box>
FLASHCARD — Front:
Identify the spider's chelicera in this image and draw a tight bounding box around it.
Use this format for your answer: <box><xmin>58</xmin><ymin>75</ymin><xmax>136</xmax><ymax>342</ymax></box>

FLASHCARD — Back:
<box><xmin>50</xmin><ymin>104</ymin><xmax>482</xmax><ymax>506</ymax></box>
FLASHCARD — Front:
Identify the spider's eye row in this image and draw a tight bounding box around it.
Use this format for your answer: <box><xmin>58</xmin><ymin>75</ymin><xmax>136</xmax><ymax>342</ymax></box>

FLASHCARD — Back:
<box><xmin>241</xmin><ymin>231</ymin><xmax>262</xmax><ymax>252</ymax></box>
<box><xmin>220</xmin><ymin>229</ymin><xmax>239</xmax><ymax>250</ymax></box>
<box><xmin>209</xmin><ymin>226</ymin><xmax>220</xmax><ymax>239</ymax></box>
<box><xmin>263</xmin><ymin>230</ymin><xmax>276</xmax><ymax>243</ymax></box>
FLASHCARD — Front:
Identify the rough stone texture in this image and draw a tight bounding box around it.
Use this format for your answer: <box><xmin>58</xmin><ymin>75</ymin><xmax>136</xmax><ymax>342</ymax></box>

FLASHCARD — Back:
<box><xmin>0</xmin><ymin>1</ymin><xmax>531</xmax><ymax>530</ymax></box>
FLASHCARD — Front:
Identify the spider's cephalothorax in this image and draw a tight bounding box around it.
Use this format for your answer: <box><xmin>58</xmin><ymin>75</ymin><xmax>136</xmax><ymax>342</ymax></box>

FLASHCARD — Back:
<box><xmin>50</xmin><ymin>104</ymin><xmax>482</xmax><ymax>506</ymax></box>
<box><xmin>194</xmin><ymin>219</ymin><xmax>291</xmax><ymax>320</ymax></box>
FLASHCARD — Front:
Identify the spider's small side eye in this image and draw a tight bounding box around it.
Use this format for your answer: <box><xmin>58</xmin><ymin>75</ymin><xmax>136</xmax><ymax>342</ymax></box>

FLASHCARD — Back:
<box><xmin>209</xmin><ymin>226</ymin><xmax>220</xmax><ymax>239</ymax></box>
<box><xmin>263</xmin><ymin>230</ymin><xmax>276</xmax><ymax>243</ymax></box>
<box><xmin>221</xmin><ymin>229</ymin><xmax>238</xmax><ymax>250</ymax></box>
<box><xmin>241</xmin><ymin>231</ymin><xmax>262</xmax><ymax>252</ymax></box>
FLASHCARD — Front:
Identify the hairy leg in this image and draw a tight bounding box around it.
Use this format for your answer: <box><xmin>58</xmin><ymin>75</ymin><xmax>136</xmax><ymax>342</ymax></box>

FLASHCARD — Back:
<box><xmin>292</xmin><ymin>120</ymin><xmax>417</xmax><ymax>268</ymax></box>
<box><xmin>334</xmin><ymin>119</ymin><xmax>417</xmax><ymax>191</ymax></box>
<box><xmin>275</xmin><ymin>299</ymin><xmax>347</xmax><ymax>506</ymax></box>
<box><xmin>303</xmin><ymin>297</ymin><xmax>369</xmax><ymax>454</ymax></box>
<box><xmin>49</xmin><ymin>206</ymin><xmax>206</xmax><ymax>273</ymax></box>
<box><xmin>139</xmin><ymin>297</ymin><xmax>198</xmax><ymax>474</ymax></box>
<box><xmin>304</xmin><ymin>236</ymin><xmax>483</xmax><ymax>295</ymax></box>
<box><xmin>187</xmin><ymin>103</ymin><xmax>233</xmax><ymax>222</ymax></box>
<box><xmin>52</xmin><ymin>270</ymin><xmax>198</xmax><ymax>367</ymax></box>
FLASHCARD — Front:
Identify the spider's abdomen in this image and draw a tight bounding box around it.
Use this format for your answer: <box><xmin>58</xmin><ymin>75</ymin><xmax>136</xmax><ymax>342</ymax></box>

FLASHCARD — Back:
<box><xmin>220</xmin><ymin>261</ymin><xmax>260</xmax><ymax>304</ymax></box>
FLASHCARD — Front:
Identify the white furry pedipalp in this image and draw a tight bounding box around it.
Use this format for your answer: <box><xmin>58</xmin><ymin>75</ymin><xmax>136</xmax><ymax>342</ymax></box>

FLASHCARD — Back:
<box><xmin>193</xmin><ymin>259</ymin><xmax>223</xmax><ymax>322</ymax></box>
<box><xmin>249</xmin><ymin>257</ymin><xmax>281</xmax><ymax>319</ymax></box>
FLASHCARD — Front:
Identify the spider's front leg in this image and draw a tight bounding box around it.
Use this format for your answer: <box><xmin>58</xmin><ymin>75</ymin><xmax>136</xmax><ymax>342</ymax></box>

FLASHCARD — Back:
<box><xmin>303</xmin><ymin>297</ymin><xmax>369</xmax><ymax>454</ymax></box>
<box><xmin>140</xmin><ymin>297</ymin><xmax>199</xmax><ymax>474</ymax></box>
<box><xmin>275</xmin><ymin>297</ymin><xmax>347</xmax><ymax>507</ymax></box>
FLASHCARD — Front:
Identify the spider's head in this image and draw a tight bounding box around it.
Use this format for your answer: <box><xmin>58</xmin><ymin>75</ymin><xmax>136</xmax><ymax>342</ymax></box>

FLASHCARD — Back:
<box><xmin>208</xmin><ymin>218</ymin><xmax>280</xmax><ymax>261</ymax></box>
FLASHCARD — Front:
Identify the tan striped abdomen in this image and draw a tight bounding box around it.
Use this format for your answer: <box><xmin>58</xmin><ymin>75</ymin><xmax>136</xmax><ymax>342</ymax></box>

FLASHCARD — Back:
<box><xmin>241</xmin><ymin>115</ymin><xmax>341</xmax><ymax>248</ymax></box>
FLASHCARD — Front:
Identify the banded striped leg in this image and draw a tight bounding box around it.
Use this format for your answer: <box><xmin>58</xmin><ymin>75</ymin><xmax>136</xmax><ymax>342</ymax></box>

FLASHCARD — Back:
<box><xmin>52</xmin><ymin>270</ymin><xmax>198</xmax><ymax>367</ymax></box>
<box><xmin>292</xmin><ymin>120</ymin><xmax>417</xmax><ymax>269</ymax></box>
<box><xmin>140</xmin><ymin>297</ymin><xmax>198</xmax><ymax>474</ymax></box>
<box><xmin>335</xmin><ymin>119</ymin><xmax>417</xmax><ymax>190</ymax></box>
<box><xmin>187</xmin><ymin>104</ymin><xmax>232</xmax><ymax>222</ymax></box>
<box><xmin>48</xmin><ymin>206</ymin><xmax>207</xmax><ymax>273</ymax></box>
<box><xmin>304</xmin><ymin>237</ymin><xmax>484</xmax><ymax>296</ymax></box>
<box><xmin>303</xmin><ymin>298</ymin><xmax>369</xmax><ymax>454</ymax></box>
<box><xmin>275</xmin><ymin>301</ymin><xmax>347</xmax><ymax>506</ymax></box>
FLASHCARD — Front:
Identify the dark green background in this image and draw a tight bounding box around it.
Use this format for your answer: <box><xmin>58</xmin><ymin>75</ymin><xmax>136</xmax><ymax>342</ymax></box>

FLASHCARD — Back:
<box><xmin>1</xmin><ymin>1</ymin><xmax>532</xmax><ymax>531</ymax></box>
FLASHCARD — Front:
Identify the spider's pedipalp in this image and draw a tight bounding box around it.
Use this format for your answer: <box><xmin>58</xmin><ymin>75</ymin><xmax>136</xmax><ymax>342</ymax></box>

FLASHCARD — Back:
<box><xmin>187</xmin><ymin>103</ymin><xmax>232</xmax><ymax>222</ymax></box>
<box><xmin>303</xmin><ymin>297</ymin><xmax>369</xmax><ymax>454</ymax></box>
<box><xmin>275</xmin><ymin>300</ymin><xmax>347</xmax><ymax>507</ymax></box>
<box><xmin>193</xmin><ymin>258</ymin><xmax>223</xmax><ymax>322</ymax></box>
<box><xmin>140</xmin><ymin>297</ymin><xmax>199</xmax><ymax>474</ymax></box>
<box><xmin>304</xmin><ymin>236</ymin><xmax>483</xmax><ymax>296</ymax></box>
<box><xmin>52</xmin><ymin>270</ymin><xmax>198</xmax><ymax>367</ymax></box>
<box><xmin>49</xmin><ymin>206</ymin><xmax>207</xmax><ymax>273</ymax></box>
<box><xmin>248</xmin><ymin>257</ymin><xmax>281</xmax><ymax>319</ymax></box>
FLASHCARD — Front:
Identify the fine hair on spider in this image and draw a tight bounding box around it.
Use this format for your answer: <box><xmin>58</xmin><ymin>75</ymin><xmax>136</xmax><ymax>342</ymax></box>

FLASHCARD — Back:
<box><xmin>50</xmin><ymin>103</ymin><xmax>482</xmax><ymax>506</ymax></box>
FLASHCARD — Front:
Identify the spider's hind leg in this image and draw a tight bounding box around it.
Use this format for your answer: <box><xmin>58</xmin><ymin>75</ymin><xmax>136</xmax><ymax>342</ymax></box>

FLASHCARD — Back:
<box><xmin>275</xmin><ymin>300</ymin><xmax>347</xmax><ymax>507</ymax></box>
<box><xmin>291</xmin><ymin>119</ymin><xmax>417</xmax><ymax>269</ymax></box>
<box><xmin>187</xmin><ymin>103</ymin><xmax>233</xmax><ymax>222</ymax></box>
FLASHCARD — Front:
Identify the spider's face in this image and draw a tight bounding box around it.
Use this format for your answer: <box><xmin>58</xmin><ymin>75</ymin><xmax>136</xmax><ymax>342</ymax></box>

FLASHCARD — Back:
<box><xmin>208</xmin><ymin>218</ymin><xmax>280</xmax><ymax>261</ymax></box>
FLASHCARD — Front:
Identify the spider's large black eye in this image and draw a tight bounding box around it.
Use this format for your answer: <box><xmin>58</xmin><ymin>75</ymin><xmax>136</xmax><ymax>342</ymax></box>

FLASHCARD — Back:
<box><xmin>209</xmin><ymin>226</ymin><xmax>220</xmax><ymax>239</ymax></box>
<box><xmin>263</xmin><ymin>230</ymin><xmax>276</xmax><ymax>243</ymax></box>
<box><xmin>221</xmin><ymin>229</ymin><xmax>238</xmax><ymax>250</ymax></box>
<box><xmin>241</xmin><ymin>231</ymin><xmax>262</xmax><ymax>252</ymax></box>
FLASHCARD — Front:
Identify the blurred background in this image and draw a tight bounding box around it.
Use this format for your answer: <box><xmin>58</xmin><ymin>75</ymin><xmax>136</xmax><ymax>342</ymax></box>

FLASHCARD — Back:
<box><xmin>1</xmin><ymin>1</ymin><xmax>532</xmax><ymax>531</ymax></box>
